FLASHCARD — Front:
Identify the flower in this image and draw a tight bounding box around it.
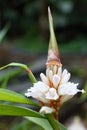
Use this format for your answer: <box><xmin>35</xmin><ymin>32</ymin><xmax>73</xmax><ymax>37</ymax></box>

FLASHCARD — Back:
<box><xmin>46</xmin><ymin>88</ymin><xmax>59</xmax><ymax>100</ymax></box>
<box><xmin>25</xmin><ymin>81</ymin><xmax>49</xmax><ymax>103</ymax></box>
<box><xmin>25</xmin><ymin>7</ymin><xmax>85</xmax><ymax>115</ymax></box>
<box><xmin>25</xmin><ymin>66</ymin><xmax>84</xmax><ymax>114</ymax></box>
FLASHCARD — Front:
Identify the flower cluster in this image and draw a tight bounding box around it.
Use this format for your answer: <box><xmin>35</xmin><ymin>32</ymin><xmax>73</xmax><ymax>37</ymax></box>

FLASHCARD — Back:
<box><xmin>25</xmin><ymin>65</ymin><xmax>84</xmax><ymax>114</ymax></box>
<box><xmin>25</xmin><ymin>7</ymin><xmax>85</xmax><ymax>115</ymax></box>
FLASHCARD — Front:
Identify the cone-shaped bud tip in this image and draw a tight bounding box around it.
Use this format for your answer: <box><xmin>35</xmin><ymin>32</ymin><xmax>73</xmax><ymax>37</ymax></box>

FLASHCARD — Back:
<box><xmin>46</xmin><ymin>7</ymin><xmax>62</xmax><ymax>67</ymax></box>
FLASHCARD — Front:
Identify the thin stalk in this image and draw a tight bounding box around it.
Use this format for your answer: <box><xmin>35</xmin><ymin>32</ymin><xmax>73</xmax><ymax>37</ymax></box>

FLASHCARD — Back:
<box><xmin>26</xmin><ymin>68</ymin><xmax>37</xmax><ymax>84</ymax></box>
<box><xmin>0</xmin><ymin>62</ymin><xmax>37</xmax><ymax>84</ymax></box>
<box><xmin>45</xmin><ymin>114</ymin><xmax>60</xmax><ymax>130</ymax></box>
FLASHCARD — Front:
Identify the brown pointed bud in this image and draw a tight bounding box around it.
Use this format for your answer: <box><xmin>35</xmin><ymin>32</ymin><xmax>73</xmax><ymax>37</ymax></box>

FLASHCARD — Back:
<box><xmin>46</xmin><ymin>7</ymin><xmax>62</xmax><ymax>67</ymax></box>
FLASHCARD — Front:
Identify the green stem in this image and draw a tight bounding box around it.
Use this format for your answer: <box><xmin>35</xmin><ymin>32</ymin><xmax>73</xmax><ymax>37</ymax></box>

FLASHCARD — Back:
<box><xmin>45</xmin><ymin>114</ymin><xmax>60</xmax><ymax>130</ymax></box>
<box><xmin>26</xmin><ymin>68</ymin><xmax>37</xmax><ymax>84</ymax></box>
<box><xmin>0</xmin><ymin>62</ymin><xmax>37</xmax><ymax>84</ymax></box>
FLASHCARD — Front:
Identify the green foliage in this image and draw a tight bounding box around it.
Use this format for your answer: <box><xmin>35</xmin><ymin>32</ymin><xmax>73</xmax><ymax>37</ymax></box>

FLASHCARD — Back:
<box><xmin>10</xmin><ymin>120</ymin><xmax>44</xmax><ymax>130</ymax></box>
<box><xmin>59</xmin><ymin>37</ymin><xmax>87</xmax><ymax>54</ymax></box>
<box><xmin>0</xmin><ymin>104</ymin><xmax>43</xmax><ymax>118</ymax></box>
<box><xmin>0</xmin><ymin>23</ymin><xmax>10</xmax><ymax>43</ymax></box>
<box><xmin>0</xmin><ymin>88</ymin><xmax>38</xmax><ymax>106</ymax></box>
<box><xmin>26</xmin><ymin>115</ymin><xmax>67</xmax><ymax>130</ymax></box>
<box><xmin>26</xmin><ymin>117</ymin><xmax>54</xmax><ymax>130</ymax></box>
<box><xmin>0</xmin><ymin>68</ymin><xmax>22</xmax><ymax>88</ymax></box>
<box><xmin>58</xmin><ymin>122</ymin><xmax>67</xmax><ymax>130</ymax></box>
<box><xmin>0</xmin><ymin>62</ymin><xmax>68</xmax><ymax>130</ymax></box>
<box><xmin>0</xmin><ymin>62</ymin><xmax>37</xmax><ymax>84</ymax></box>
<box><xmin>0</xmin><ymin>87</ymin><xmax>68</xmax><ymax>130</ymax></box>
<box><xmin>45</xmin><ymin>114</ymin><xmax>59</xmax><ymax>130</ymax></box>
<box><xmin>0</xmin><ymin>103</ymin><xmax>67</xmax><ymax>130</ymax></box>
<box><xmin>0</xmin><ymin>68</ymin><xmax>22</xmax><ymax>83</ymax></box>
<box><xmin>0</xmin><ymin>63</ymin><xmax>27</xmax><ymax>71</ymax></box>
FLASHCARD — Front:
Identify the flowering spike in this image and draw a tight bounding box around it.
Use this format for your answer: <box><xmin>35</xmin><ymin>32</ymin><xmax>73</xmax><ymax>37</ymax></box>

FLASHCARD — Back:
<box><xmin>25</xmin><ymin>6</ymin><xmax>85</xmax><ymax>117</ymax></box>
<box><xmin>46</xmin><ymin>7</ymin><xmax>62</xmax><ymax>67</ymax></box>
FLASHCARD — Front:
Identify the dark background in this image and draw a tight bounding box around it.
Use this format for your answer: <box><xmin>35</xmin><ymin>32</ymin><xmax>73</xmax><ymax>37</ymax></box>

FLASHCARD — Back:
<box><xmin>0</xmin><ymin>0</ymin><xmax>87</xmax><ymax>53</ymax></box>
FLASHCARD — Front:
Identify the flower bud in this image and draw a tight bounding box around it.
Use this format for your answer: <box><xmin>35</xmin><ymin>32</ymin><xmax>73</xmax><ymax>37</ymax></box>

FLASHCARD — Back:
<box><xmin>46</xmin><ymin>7</ymin><xmax>62</xmax><ymax>67</ymax></box>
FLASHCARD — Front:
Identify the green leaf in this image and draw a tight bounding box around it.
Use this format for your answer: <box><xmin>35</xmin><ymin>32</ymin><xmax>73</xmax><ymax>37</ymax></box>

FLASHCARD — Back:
<box><xmin>25</xmin><ymin>117</ymin><xmax>53</xmax><ymax>130</ymax></box>
<box><xmin>0</xmin><ymin>88</ymin><xmax>38</xmax><ymax>106</ymax></box>
<box><xmin>58</xmin><ymin>122</ymin><xmax>67</xmax><ymax>130</ymax></box>
<box><xmin>45</xmin><ymin>114</ymin><xmax>67</xmax><ymax>130</ymax></box>
<box><xmin>0</xmin><ymin>68</ymin><xmax>22</xmax><ymax>83</ymax></box>
<box><xmin>0</xmin><ymin>62</ymin><xmax>37</xmax><ymax>83</ymax></box>
<box><xmin>0</xmin><ymin>62</ymin><xmax>27</xmax><ymax>71</ymax></box>
<box><xmin>1</xmin><ymin>77</ymin><xmax>9</xmax><ymax>88</ymax></box>
<box><xmin>0</xmin><ymin>104</ymin><xmax>44</xmax><ymax>118</ymax></box>
<box><xmin>0</xmin><ymin>23</ymin><xmax>10</xmax><ymax>43</ymax></box>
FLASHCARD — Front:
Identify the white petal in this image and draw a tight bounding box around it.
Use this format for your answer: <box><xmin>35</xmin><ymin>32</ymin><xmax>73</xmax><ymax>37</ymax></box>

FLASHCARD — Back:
<box><xmin>58</xmin><ymin>82</ymin><xmax>80</xmax><ymax>95</ymax></box>
<box><xmin>57</xmin><ymin>67</ymin><xmax>62</xmax><ymax>77</ymax></box>
<box><xmin>61</xmin><ymin>73</ymin><xmax>71</xmax><ymax>84</ymax></box>
<box><xmin>61</xmin><ymin>95</ymin><xmax>73</xmax><ymax>103</ymax></box>
<box><xmin>25</xmin><ymin>81</ymin><xmax>49</xmax><ymax>103</ymax></box>
<box><xmin>48</xmin><ymin>70</ymin><xmax>53</xmax><ymax>82</ymax></box>
<box><xmin>53</xmin><ymin>65</ymin><xmax>58</xmax><ymax>74</ymax></box>
<box><xmin>34</xmin><ymin>81</ymin><xmax>49</xmax><ymax>92</ymax></box>
<box><xmin>40</xmin><ymin>73</ymin><xmax>49</xmax><ymax>85</ymax></box>
<box><xmin>40</xmin><ymin>106</ymin><xmax>55</xmax><ymax>114</ymax></box>
<box><xmin>62</xmin><ymin>69</ymin><xmax>68</xmax><ymax>77</ymax></box>
<box><xmin>46</xmin><ymin>67</ymin><xmax>50</xmax><ymax>77</ymax></box>
<box><xmin>46</xmin><ymin>88</ymin><xmax>59</xmax><ymax>100</ymax></box>
<box><xmin>53</xmin><ymin>74</ymin><xmax>60</xmax><ymax>88</ymax></box>
<box><xmin>25</xmin><ymin>92</ymin><xmax>31</xmax><ymax>97</ymax></box>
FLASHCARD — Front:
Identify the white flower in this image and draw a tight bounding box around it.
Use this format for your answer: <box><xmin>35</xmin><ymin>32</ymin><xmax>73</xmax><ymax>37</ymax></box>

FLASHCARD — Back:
<box><xmin>40</xmin><ymin>73</ymin><xmax>49</xmax><ymax>85</ymax></box>
<box><xmin>58</xmin><ymin>82</ymin><xmax>80</xmax><ymax>95</ymax></box>
<box><xmin>46</xmin><ymin>88</ymin><xmax>59</xmax><ymax>100</ymax></box>
<box><xmin>25</xmin><ymin>81</ymin><xmax>59</xmax><ymax>103</ymax></box>
<box><xmin>60</xmin><ymin>95</ymin><xmax>73</xmax><ymax>103</ymax></box>
<box><xmin>25</xmin><ymin>66</ymin><xmax>85</xmax><ymax>113</ymax></box>
<box><xmin>58</xmin><ymin>81</ymin><xmax>84</xmax><ymax>103</ymax></box>
<box><xmin>53</xmin><ymin>74</ymin><xmax>60</xmax><ymax>88</ymax></box>
<box><xmin>25</xmin><ymin>81</ymin><xmax>49</xmax><ymax>103</ymax></box>
<box><xmin>61</xmin><ymin>69</ymin><xmax>71</xmax><ymax>84</ymax></box>
<box><xmin>40</xmin><ymin>106</ymin><xmax>55</xmax><ymax>114</ymax></box>
<box><xmin>67</xmin><ymin>117</ymin><xmax>86</xmax><ymax>130</ymax></box>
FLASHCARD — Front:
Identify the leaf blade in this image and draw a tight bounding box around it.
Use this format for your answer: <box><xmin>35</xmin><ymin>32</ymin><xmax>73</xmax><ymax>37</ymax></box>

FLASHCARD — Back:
<box><xmin>0</xmin><ymin>88</ymin><xmax>38</xmax><ymax>106</ymax></box>
<box><xmin>26</xmin><ymin>116</ymin><xmax>53</xmax><ymax>130</ymax></box>
<box><xmin>0</xmin><ymin>62</ymin><xmax>37</xmax><ymax>83</ymax></box>
<box><xmin>0</xmin><ymin>104</ymin><xmax>43</xmax><ymax>118</ymax></box>
<box><xmin>58</xmin><ymin>122</ymin><xmax>67</xmax><ymax>130</ymax></box>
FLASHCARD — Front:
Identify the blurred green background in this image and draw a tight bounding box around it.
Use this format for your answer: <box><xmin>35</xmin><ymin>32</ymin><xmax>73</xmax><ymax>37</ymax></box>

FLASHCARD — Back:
<box><xmin>0</xmin><ymin>0</ymin><xmax>87</xmax><ymax>53</ymax></box>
